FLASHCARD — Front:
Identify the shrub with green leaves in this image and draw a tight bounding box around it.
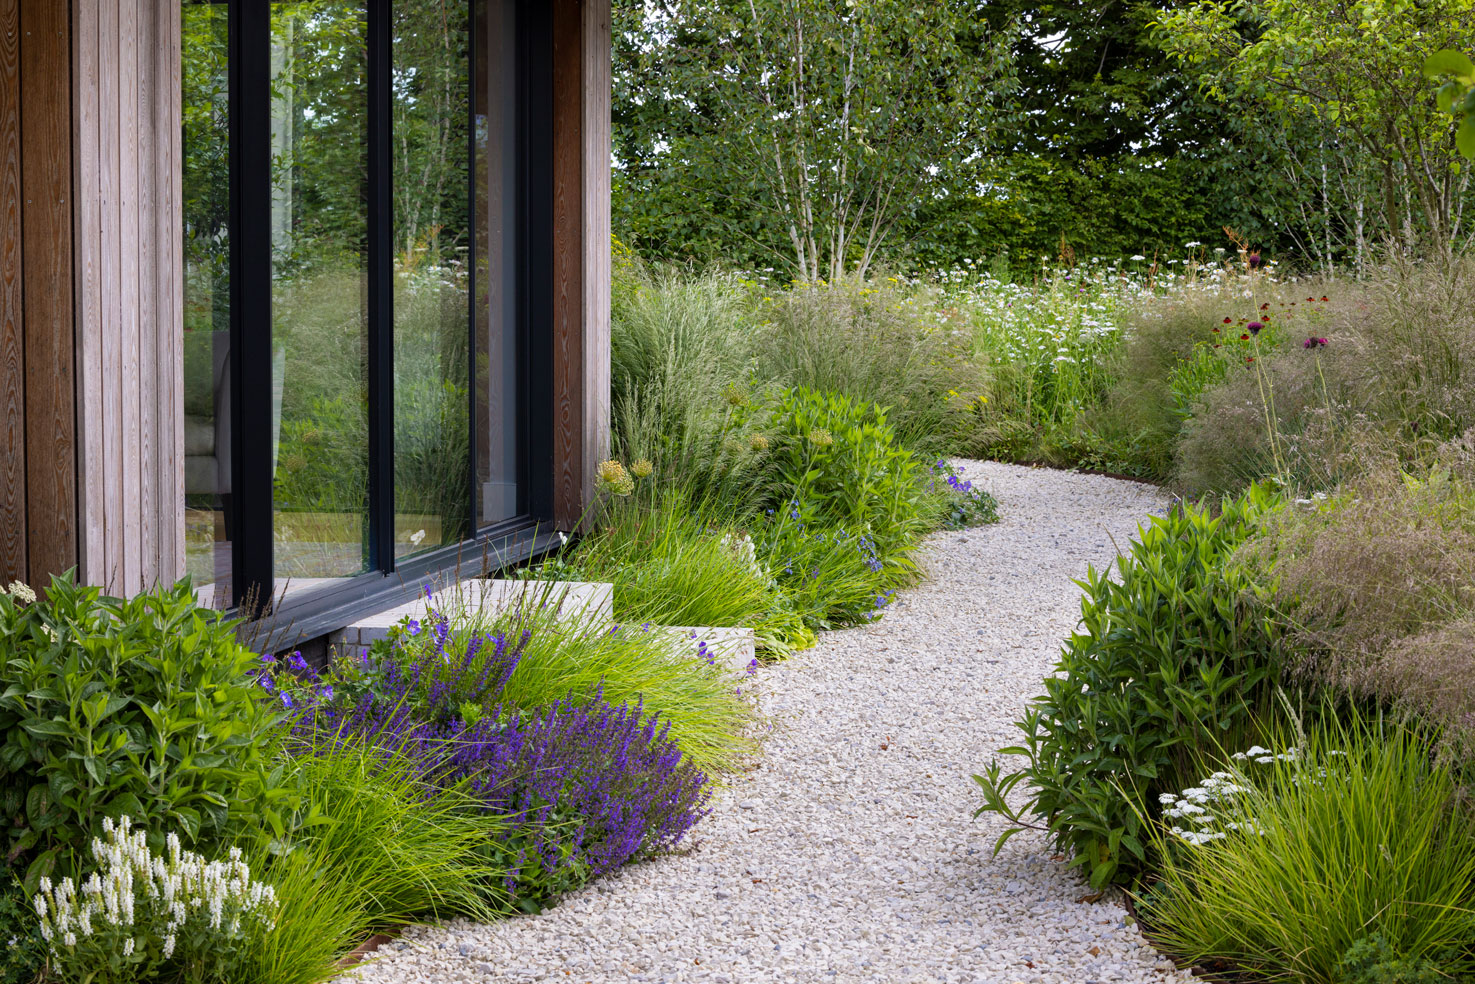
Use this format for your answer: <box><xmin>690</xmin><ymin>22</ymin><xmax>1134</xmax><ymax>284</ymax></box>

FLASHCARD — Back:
<box><xmin>973</xmin><ymin>485</ymin><xmax>1283</xmax><ymax>888</ymax></box>
<box><xmin>1141</xmin><ymin>715</ymin><xmax>1475</xmax><ymax>983</ymax></box>
<box><xmin>763</xmin><ymin>387</ymin><xmax>932</xmax><ymax>563</ymax></box>
<box><xmin>0</xmin><ymin>576</ymin><xmax>290</xmax><ymax>887</ymax></box>
<box><xmin>753</xmin><ymin>509</ymin><xmax>897</xmax><ymax>632</ymax></box>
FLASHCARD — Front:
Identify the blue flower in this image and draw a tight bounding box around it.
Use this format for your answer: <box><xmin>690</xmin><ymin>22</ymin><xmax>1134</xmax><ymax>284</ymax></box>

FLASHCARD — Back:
<box><xmin>406</xmin><ymin>619</ymin><xmax>422</xmax><ymax>636</ymax></box>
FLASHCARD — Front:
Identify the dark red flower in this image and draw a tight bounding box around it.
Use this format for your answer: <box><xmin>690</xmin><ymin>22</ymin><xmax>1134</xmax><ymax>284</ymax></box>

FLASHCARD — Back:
<box><xmin>1248</xmin><ymin>253</ymin><xmax>1263</xmax><ymax>269</ymax></box>
<box><xmin>1223</xmin><ymin>317</ymin><xmax>1233</xmax><ymax>324</ymax></box>
<box><xmin>1303</xmin><ymin>336</ymin><xmax>1328</xmax><ymax>349</ymax></box>
<box><xmin>1240</xmin><ymin>333</ymin><xmax>1250</xmax><ymax>341</ymax></box>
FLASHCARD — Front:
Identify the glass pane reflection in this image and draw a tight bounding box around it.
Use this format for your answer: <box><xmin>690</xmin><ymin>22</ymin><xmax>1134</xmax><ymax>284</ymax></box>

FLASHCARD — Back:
<box><xmin>269</xmin><ymin>1</ymin><xmax>371</xmax><ymax>585</ymax></box>
<box><xmin>392</xmin><ymin>3</ymin><xmax>472</xmax><ymax>559</ymax></box>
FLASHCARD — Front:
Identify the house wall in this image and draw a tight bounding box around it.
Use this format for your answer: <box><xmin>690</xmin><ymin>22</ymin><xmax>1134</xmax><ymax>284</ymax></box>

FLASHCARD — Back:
<box><xmin>72</xmin><ymin>0</ymin><xmax>185</xmax><ymax>596</ymax></box>
<box><xmin>552</xmin><ymin>0</ymin><xmax>611</xmax><ymax>530</ymax></box>
<box><xmin>0</xmin><ymin>0</ymin><xmax>80</xmax><ymax>591</ymax></box>
<box><xmin>0</xmin><ymin>0</ymin><xmax>610</xmax><ymax>599</ymax></box>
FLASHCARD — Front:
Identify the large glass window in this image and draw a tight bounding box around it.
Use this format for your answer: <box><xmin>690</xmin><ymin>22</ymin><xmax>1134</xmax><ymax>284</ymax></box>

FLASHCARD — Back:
<box><xmin>182</xmin><ymin>0</ymin><xmax>233</xmax><ymax>603</ymax></box>
<box><xmin>475</xmin><ymin>0</ymin><xmax>521</xmax><ymax>528</ymax></box>
<box><xmin>270</xmin><ymin>2</ymin><xmax>371</xmax><ymax>585</ymax></box>
<box><xmin>182</xmin><ymin>0</ymin><xmax>529</xmax><ymax>609</ymax></box>
<box><xmin>392</xmin><ymin>5</ymin><xmax>473</xmax><ymax>558</ymax></box>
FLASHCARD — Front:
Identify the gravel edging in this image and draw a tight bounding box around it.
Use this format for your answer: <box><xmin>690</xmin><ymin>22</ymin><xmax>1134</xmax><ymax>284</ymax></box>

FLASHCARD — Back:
<box><xmin>340</xmin><ymin>461</ymin><xmax>1197</xmax><ymax>984</ymax></box>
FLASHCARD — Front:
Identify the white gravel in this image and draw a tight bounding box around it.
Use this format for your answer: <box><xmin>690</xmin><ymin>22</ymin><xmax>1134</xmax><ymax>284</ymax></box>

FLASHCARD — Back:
<box><xmin>341</xmin><ymin>461</ymin><xmax>1196</xmax><ymax>984</ymax></box>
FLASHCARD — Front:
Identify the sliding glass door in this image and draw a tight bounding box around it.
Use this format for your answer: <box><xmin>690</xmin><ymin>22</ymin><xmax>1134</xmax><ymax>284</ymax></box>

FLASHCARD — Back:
<box><xmin>182</xmin><ymin>0</ymin><xmax>530</xmax><ymax>610</ymax></box>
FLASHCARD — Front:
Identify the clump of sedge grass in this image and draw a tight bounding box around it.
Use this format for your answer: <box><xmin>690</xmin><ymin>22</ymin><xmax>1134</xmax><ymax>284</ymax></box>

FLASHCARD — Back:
<box><xmin>1140</xmin><ymin>711</ymin><xmax>1475</xmax><ymax>983</ymax></box>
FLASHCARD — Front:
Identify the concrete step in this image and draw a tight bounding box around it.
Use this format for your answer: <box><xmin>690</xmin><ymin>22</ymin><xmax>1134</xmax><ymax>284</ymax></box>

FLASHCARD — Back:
<box><xmin>667</xmin><ymin>626</ymin><xmax>757</xmax><ymax>674</ymax></box>
<box><xmin>329</xmin><ymin>578</ymin><xmax>613</xmax><ymax>649</ymax></box>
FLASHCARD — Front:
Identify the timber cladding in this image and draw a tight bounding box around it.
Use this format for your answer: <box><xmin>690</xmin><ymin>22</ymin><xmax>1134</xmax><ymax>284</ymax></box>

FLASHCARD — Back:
<box><xmin>551</xmin><ymin>0</ymin><xmax>611</xmax><ymax>531</ymax></box>
<box><xmin>0</xmin><ymin>0</ymin><xmax>79</xmax><ymax>591</ymax></box>
<box><xmin>0</xmin><ymin>0</ymin><xmax>182</xmax><ymax>596</ymax></box>
<box><xmin>71</xmin><ymin>0</ymin><xmax>184</xmax><ymax>596</ymax></box>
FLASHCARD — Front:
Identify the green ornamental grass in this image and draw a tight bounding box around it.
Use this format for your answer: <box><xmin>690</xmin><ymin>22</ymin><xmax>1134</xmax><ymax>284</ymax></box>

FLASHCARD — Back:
<box><xmin>394</xmin><ymin>598</ymin><xmax>760</xmax><ymax>776</ymax></box>
<box><xmin>1141</xmin><ymin>714</ymin><xmax>1475</xmax><ymax>983</ymax></box>
<box><xmin>242</xmin><ymin>740</ymin><xmax>511</xmax><ymax>984</ymax></box>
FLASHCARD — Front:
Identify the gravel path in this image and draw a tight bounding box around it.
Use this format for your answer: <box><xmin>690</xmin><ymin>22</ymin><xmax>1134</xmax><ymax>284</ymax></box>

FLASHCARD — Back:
<box><xmin>343</xmin><ymin>461</ymin><xmax>1195</xmax><ymax>984</ymax></box>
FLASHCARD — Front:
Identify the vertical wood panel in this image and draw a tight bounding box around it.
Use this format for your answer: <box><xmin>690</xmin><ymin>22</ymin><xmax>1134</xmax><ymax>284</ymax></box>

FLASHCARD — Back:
<box><xmin>73</xmin><ymin>0</ymin><xmax>105</xmax><ymax>578</ymax></box>
<box><xmin>159</xmin><ymin>0</ymin><xmax>183</xmax><ymax>580</ymax></box>
<box><xmin>550</xmin><ymin>0</ymin><xmax>611</xmax><ymax>530</ymax></box>
<box><xmin>99</xmin><ymin>0</ymin><xmax>123</xmax><ymax>589</ymax></box>
<box><xmin>19</xmin><ymin>0</ymin><xmax>76</xmax><ymax>586</ymax></box>
<box><xmin>136</xmin><ymin>0</ymin><xmax>157</xmax><ymax>588</ymax></box>
<box><xmin>550</xmin><ymin>0</ymin><xmax>584</xmax><ymax>529</ymax></box>
<box><xmin>581</xmin><ymin>0</ymin><xmax>610</xmax><ymax>506</ymax></box>
<box><xmin>118</xmin><ymin>0</ymin><xmax>141</xmax><ymax>590</ymax></box>
<box><xmin>0</xmin><ymin>0</ymin><xmax>24</xmax><ymax>583</ymax></box>
<box><xmin>73</xmin><ymin>0</ymin><xmax>185</xmax><ymax>595</ymax></box>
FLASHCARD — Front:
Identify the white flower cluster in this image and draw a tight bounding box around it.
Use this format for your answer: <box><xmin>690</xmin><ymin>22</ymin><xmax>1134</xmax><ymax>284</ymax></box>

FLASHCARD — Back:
<box><xmin>1161</xmin><ymin>744</ymin><xmax>1338</xmax><ymax>846</ymax></box>
<box><xmin>1159</xmin><ymin>771</ymin><xmax>1257</xmax><ymax>845</ymax></box>
<box><xmin>33</xmin><ymin>816</ymin><xmax>276</xmax><ymax>964</ymax></box>
<box><xmin>1230</xmin><ymin>744</ymin><xmax>1300</xmax><ymax>765</ymax></box>
<box><xmin>720</xmin><ymin>531</ymin><xmax>762</xmax><ymax>577</ymax></box>
<box><xmin>2</xmin><ymin>580</ymin><xmax>36</xmax><ymax>605</ymax></box>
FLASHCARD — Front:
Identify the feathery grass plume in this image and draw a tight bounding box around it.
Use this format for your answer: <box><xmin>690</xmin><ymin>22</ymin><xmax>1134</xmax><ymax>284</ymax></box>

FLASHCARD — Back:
<box><xmin>1236</xmin><ymin>461</ymin><xmax>1475</xmax><ymax>757</ymax></box>
<box><xmin>755</xmin><ymin>276</ymin><xmax>985</xmax><ymax>454</ymax></box>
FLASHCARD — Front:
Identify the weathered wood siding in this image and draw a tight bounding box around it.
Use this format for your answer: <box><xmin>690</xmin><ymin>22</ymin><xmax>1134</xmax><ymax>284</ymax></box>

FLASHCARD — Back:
<box><xmin>551</xmin><ymin>0</ymin><xmax>611</xmax><ymax>530</ymax></box>
<box><xmin>72</xmin><ymin>0</ymin><xmax>183</xmax><ymax>595</ymax></box>
<box><xmin>0</xmin><ymin>0</ymin><xmax>80</xmax><ymax>591</ymax></box>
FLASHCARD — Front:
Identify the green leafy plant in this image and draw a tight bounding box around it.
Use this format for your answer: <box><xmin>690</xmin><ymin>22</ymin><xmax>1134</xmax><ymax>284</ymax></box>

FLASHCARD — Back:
<box><xmin>925</xmin><ymin>459</ymin><xmax>999</xmax><ymax>529</ymax></box>
<box><xmin>0</xmin><ymin>576</ymin><xmax>291</xmax><ymax>888</ymax></box>
<box><xmin>0</xmin><ymin>874</ymin><xmax>42</xmax><ymax>984</ymax></box>
<box><xmin>1140</xmin><ymin>716</ymin><xmax>1475</xmax><ymax>983</ymax></box>
<box><xmin>973</xmin><ymin>485</ymin><xmax>1283</xmax><ymax>888</ymax></box>
<box><xmin>753</xmin><ymin>509</ymin><xmax>895</xmax><ymax>632</ymax></box>
<box><xmin>765</xmin><ymin>387</ymin><xmax>932</xmax><ymax>563</ymax></box>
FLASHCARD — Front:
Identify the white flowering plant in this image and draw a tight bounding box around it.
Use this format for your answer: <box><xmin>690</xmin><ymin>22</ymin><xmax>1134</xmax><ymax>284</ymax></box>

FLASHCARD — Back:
<box><xmin>1140</xmin><ymin>716</ymin><xmax>1475</xmax><ymax>980</ymax></box>
<box><xmin>0</xmin><ymin>576</ymin><xmax>293</xmax><ymax>886</ymax></box>
<box><xmin>33</xmin><ymin>816</ymin><xmax>276</xmax><ymax>984</ymax></box>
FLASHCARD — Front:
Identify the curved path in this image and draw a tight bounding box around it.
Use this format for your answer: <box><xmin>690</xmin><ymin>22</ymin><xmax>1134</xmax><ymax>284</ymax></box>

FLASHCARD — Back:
<box><xmin>344</xmin><ymin>461</ymin><xmax>1195</xmax><ymax>984</ymax></box>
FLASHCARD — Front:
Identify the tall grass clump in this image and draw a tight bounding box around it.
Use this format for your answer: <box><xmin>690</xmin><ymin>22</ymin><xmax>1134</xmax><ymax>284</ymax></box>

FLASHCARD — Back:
<box><xmin>610</xmin><ymin>267</ymin><xmax>757</xmax><ymax>500</ymax></box>
<box><xmin>376</xmin><ymin>598</ymin><xmax>758</xmax><ymax>775</ymax></box>
<box><xmin>754</xmin><ymin>278</ymin><xmax>985</xmax><ymax>453</ymax></box>
<box><xmin>242</xmin><ymin>742</ymin><xmax>508</xmax><ymax>984</ymax></box>
<box><xmin>1141</xmin><ymin>714</ymin><xmax>1475</xmax><ymax>983</ymax></box>
<box><xmin>1238</xmin><ymin>458</ymin><xmax>1475</xmax><ymax>757</ymax></box>
<box><xmin>568</xmin><ymin>490</ymin><xmax>802</xmax><ymax>645</ymax></box>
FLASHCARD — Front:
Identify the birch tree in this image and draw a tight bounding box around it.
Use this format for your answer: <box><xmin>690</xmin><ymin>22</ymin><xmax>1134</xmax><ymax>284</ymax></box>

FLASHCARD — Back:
<box><xmin>619</xmin><ymin>0</ymin><xmax>1017</xmax><ymax>281</ymax></box>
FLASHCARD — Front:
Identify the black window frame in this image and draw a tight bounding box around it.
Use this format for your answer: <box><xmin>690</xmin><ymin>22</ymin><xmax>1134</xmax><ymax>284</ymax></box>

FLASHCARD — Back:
<box><xmin>209</xmin><ymin>0</ymin><xmax>555</xmax><ymax>647</ymax></box>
